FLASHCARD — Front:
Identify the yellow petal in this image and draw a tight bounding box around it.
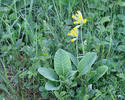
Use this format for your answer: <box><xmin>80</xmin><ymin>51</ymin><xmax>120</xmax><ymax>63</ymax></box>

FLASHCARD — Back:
<box><xmin>73</xmin><ymin>21</ymin><xmax>77</xmax><ymax>24</ymax></box>
<box><xmin>71</xmin><ymin>38</ymin><xmax>76</xmax><ymax>42</ymax></box>
<box><xmin>72</xmin><ymin>15</ymin><xmax>75</xmax><ymax>18</ymax></box>
<box><xmin>77</xmin><ymin>10</ymin><xmax>80</xmax><ymax>13</ymax></box>
<box><xmin>74</xmin><ymin>32</ymin><xmax>77</xmax><ymax>37</ymax></box>
<box><xmin>83</xmin><ymin>19</ymin><xmax>87</xmax><ymax>23</ymax></box>
<box><xmin>73</xmin><ymin>27</ymin><xmax>77</xmax><ymax>30</ymax></box>
<box><xmin>79</xmin><ymin>16</ymin><xmax>82</xmax><ymax>19</ymax></box>
<box><xmin>67</xmin><ymin>33</ymin><xmax>71</xmax><ymax>36</ymax></box>
<box><xmin>71</xmin><ymin>30</ymin><xmax>74</xmax><ymax>33</ymax></box>
<box><xmin>75</xmin><ymin>14</ymin><xmax>78</xmax><ymax>16</ymax></box>
<box><xmin>77</xmin><ymin>20</ymin><xmax>80</xmax><ymax>24</ymax></box>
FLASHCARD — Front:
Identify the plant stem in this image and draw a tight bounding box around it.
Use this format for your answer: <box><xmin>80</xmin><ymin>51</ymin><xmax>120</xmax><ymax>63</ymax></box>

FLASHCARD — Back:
<box><xmin>81</xmin><ymin>26</ymin><xmax>84</xmax><ymax>55</ymax></box>
<box><xmin>76</xmin><ymin>39</ymin><xmax>79</xmax><ymax>63</ymax></box>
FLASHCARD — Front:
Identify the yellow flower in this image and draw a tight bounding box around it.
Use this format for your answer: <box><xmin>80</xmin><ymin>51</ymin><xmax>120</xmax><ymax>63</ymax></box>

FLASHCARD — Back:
<box><xmin>77</xmin><ymin>20</ymin><xmax>80</xmax><ymax>24</ymax></box>
<box><xmin>71</xmin><ymin>38</ymin><xmax>77</xmax><ymax>42</ymax></box>
<box><xmin>71</xmin><ymin>30</ymin><xmax>74</xmax><ymax>34</ymax></box>
<box><xmin>83</xmin><ymin>19</ymin><xmax>87</xmax><ymax>23</ymax></box>
<box><xmin>75</xmin><ymin>14</ymin><xmax>78</xmax><ymax>16</ymax></box>
<box><xmin>67</xmin><ymin>25</ymin><xmax>80</xmax><ymax>37</ymax></box>
<box><xmin>73</xmin><ymin>32</ymin><xmax>77</xmax><ymax>37</ymax></box>
<box><xmin>72</xmin><ymin>10</ymin><xmax>87</xmax><ymax>25</ymax></box>
<box><xmin>79</xmin><ymin>16</ymin><xmax>82</xmax><ymax>19</ymax></box>
<box><xmin>73</xmin><ymin>27</ymin><xmax>77</xmax><ymax>30</ymax></box>
<box><xmin>72</xmin><ymin>15</ymin><xmax>75</xmax><ymax>18</ymax></box>
<box><xmin>67</xmin><ymin>33</ymin><xmax>71</xmax><ymax>36</ymax></box>
<box><xmin>77</xmin><ymin>10</ymin><xmax>80</xmax><ymax>13</ymax></box>
<box><xmin>73</xmin><ymin>21</ymin><xmax>77</xmax><ymax>24</ymax></box>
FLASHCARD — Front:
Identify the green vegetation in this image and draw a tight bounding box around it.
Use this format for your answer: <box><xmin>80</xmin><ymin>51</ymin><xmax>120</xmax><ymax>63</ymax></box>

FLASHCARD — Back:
<box><xmin>0</xmin><ymin>0</ymin><xmax>125</xmax><ymax>100</ymax></box>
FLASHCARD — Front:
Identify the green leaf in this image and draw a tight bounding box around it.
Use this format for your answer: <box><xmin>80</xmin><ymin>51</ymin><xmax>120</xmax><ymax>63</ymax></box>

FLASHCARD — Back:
<box><xmin>66</xmin><ymin>51</ymin><xmax>78</xmax><ymax>66</ymax></box>
<box><xmin>0</xmin><ymin>84</ymin><xmax>9</xmax><ymax>95</ymax></box>
<box><xmin>100</xmin><ymin>16</ymin><xmax>110</xmax><ymax>24</ymax></box>
<box><xmin>60</xmin><ymin>91</ymin><xmax>66</xmax><ymax>97</ymax></box>
<box><xmin>38</xmin><ymin>67</ymin><xmax>58</xmax><ymax>81</ymax></box>
<box><xmin>86</xmin><ymin>71</ymin><xmax>96</xmax><ymax>82</ymax></box>
<box><xmin>54</xmin><ymin>49</ymin><xmax>72</xmax><ymax>77</ymax></box>
<box><xmin>117</xmin><ymin>14</ymin><xmax>125</xmax><ymax>20</ymax></box>
<box><xmin>78</xmin><ymin>52</ymin><xmax>97</xmax><ymax>76</ymax></box>
<box><xmin>117</xmin><ymin>73</ymin><xmax>125</xmax><ymax>80</ymax></box>
<box><xmin>118</xmin><ymin>2</ymin><xmax>125</xmax><ymax>7</ymax></box>
<box><xmin>45</xmin><ymin>81</ymin><xmax>60</xmax><ymax>90</ymax></box>
<box><xmin>89</xmin><ymin>65</ymin><xmax>108</xmax><ymax>83</ymax></box>
<box><xmin>117</xmin><ymin>45</ymin><xmax>125</xmax><ymax>52</ymax></box>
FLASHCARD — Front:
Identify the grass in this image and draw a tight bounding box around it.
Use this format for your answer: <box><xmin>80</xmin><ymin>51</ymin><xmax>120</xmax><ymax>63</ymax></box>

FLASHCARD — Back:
<box><xmin>0</xmin><ymin>0</ymin><xmax>125</xmax><ymax>99</ymax></box>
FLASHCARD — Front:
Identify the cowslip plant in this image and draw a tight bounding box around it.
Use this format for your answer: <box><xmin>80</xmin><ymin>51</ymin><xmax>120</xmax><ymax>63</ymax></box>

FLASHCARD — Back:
<box><xmin>38</xmin><ymin>10</ymin><xmax>108</xmax><ymax>100</ymax></box>
<box><xmin>38</xmin><ymin>49</ymin><xmax>108</xmax><ymax>100</ymax></box>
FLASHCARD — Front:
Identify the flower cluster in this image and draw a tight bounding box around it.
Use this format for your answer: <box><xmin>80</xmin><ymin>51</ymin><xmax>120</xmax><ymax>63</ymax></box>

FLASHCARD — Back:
<box><xmin>72</xmin><ymin>10</ymin><xmax>87</xmax><ymax>25</ymax></box>
<box><xmin>67</xmin><ymin>25</ymin><xmax>80</xmax><ymax>42</ymax></box>
<box><xmin>67</xmin><ymin>10</ymin><xmax>87</xmax><ymax>42</ymax></box>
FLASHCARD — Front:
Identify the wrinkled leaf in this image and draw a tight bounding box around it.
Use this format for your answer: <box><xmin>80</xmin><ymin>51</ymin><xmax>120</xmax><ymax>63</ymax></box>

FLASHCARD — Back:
<box><xmin>45</xmin><ymin>81</ymin><xmax>60</xmax><ymax>90</ymax></box>
<box><xmin>38</xmin><ymin>67</ymin><xmax>58</xmax><ymax>81</ymax></box>
<box><xmin>66</xmin><ymin>51</ymin><xmax>78</xmax><ymax>66</ymax></box>
<box><xmin>54</xmin><ymin>49</ymin><xmax>72</xmax><ymax>77</ymax></box>
<box><xmin>78</xmin><ymin>52</ymin><xmax>97</xmax><ymax>76</ymax></box>
<box><xmin>89</xmin><ymin>65</ymin><xmax>108</xmax><ymax>83</ymax></box>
